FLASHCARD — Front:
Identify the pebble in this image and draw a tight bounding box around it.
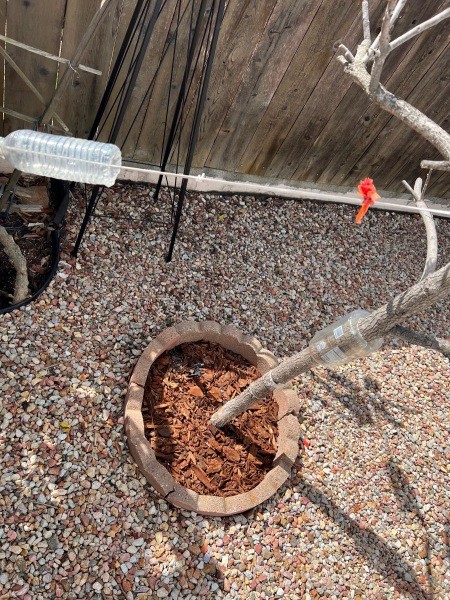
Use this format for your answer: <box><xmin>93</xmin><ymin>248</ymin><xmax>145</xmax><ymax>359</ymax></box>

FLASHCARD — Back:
<box><xmin>0</xmin><ymin>184</ymin><xmax>449</xmax><ymax>599</ymax></box>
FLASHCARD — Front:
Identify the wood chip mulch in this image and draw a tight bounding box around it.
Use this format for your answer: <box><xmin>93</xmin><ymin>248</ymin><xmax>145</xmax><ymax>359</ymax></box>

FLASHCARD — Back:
<box><xmin>142</xmin><ymin>341</ymin><xmax>278</xmax><ymax>497</ymax></box>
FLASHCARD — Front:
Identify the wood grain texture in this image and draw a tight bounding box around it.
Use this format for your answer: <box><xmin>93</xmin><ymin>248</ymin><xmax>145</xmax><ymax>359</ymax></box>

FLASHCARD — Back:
<box><xmin>309</xmin><ymin>0</ymin><xmax>449</xmax><ymax>190</ymax></box>
<box><xmin>191</xmin><ymin>0</ymin><xmax>279</xmax><ymax>167</ymax></box>
<box><xmin>331</xmin><ymin>36</ymin><xmax>450</xmax><ymax>193</ymax></box>
<box><xmin>0</xmin><ymin>0</ymin><xmax>447</xmax><ymax>198</ymax></box>
<box><xmin>3</xmin><ymin>0</ymin><xmax>66</xmax><ymax>134</ymax></box>
<box><xmin>95</xmin><ymin>0</ymin><xmax>138</xmax><ymax>143</ymax></box>
<box><xmin>59</xmin><ymin>0</ymin><xmax>122</xmax><ymax>138</ymax></box>
<box><xmin>0</xmin><ymin>0</ymin><xmax>6</xmax><ymax>136</ymax></box>
<box><xmin>204</xmin><ymin>0</ymin><xmax>323</xmax><ymax>172</ymax></box>
<box><xmin>238</xmin><ymin>0</ymin><xmax>357</xmax><ymax>178</ymax></box>
<box><xmin>132</xmin><ymin>0</ymin><xmax>194</xmax><ymax>164</ymax></box>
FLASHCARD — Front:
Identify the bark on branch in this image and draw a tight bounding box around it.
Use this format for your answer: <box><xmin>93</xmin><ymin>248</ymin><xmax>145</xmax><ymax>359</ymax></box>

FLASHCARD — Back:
<box><xmin>402</xmin><ymin>178</ymin><xmax>438</xmax><ymax>280</ymax></box>
<box><xmin>367</xmin><ymin>0</ymin><xmax>408</xmax><ymax>61</ymax></box>
<box><xmin>388</xmin><ymin>8</ymin><xmax>450</xmax><ymax>52</ymax></box>
<box><xmin>0</xmin><ymin>225</ymin><xmax>29</xmax><ymax>303</ymax></box>
<box><xmin>390</xmin><ymin>325</ymin><xmax>450</xmax><ymax>358</ymax></box>
<box><xmin>369</xmin><ymin>0</ymin><xmax>396</xmax><ymax>93</ymax></box>
<box><xmin>211</xmin><ymin>263</ymin><xmax>450</xmax><ymax>427</ymax></box>
<box><xmin>337</xmin><ymin>56</ymin><xmax>450</xmax><ymax>160</ymax></box>
<box><xmin>420</xmin><ymin>160</ymin><xmax>450</xmax><ymax>171</ymax></box>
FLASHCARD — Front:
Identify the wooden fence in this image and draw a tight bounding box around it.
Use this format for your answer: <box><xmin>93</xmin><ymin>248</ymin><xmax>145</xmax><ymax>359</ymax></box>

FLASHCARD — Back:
<box><xmin>0</xmin><ymin>0</ymin><xmax>448</xmax><ymax>197</ymax></box>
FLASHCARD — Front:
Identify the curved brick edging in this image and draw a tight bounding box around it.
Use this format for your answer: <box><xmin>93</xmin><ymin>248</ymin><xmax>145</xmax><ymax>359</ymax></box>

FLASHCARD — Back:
<box><xmin>124</xmin><ymin>320</ymin><xmax>301</xmax><ymax>516</ymax></box>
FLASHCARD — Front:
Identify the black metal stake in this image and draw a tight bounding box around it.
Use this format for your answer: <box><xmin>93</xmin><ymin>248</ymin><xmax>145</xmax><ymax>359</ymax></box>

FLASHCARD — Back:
<box><xmin>71</xmin><ymin>185</ymin><xmax>102</xmax><ymax>257</ymax></box>
<box><xmin>88</xmin><ymin>0</ymin><xmax>149</xmax><ymax>141</ymax></box>
<box><xmin>153</xmin><ymin>0</ymin><xmax>209</xmax><ymax>203</ymax></box>
<box><xmin>165</xmin><ymin>0</ymin><xmax>225</xmax><ymax>261</ymax></box>
<box><xmin>72</xmin><ymin>0</ymin><xmax>161</xmax><ymax>256</ymax></box>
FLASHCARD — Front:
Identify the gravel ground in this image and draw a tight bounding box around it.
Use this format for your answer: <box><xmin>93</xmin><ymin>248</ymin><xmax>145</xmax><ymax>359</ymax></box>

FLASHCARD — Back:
<box><xmin>1</xmin><ymin>182</ymin><xmax>449</xmax><ymax>599</ymax></box>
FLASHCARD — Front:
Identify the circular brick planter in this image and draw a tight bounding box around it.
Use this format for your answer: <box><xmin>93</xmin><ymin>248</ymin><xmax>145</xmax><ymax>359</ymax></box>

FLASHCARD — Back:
<box><xmin>124</xmin><ymin>320</ymin><xmax>301</xmax><ymax>516</ymax></box>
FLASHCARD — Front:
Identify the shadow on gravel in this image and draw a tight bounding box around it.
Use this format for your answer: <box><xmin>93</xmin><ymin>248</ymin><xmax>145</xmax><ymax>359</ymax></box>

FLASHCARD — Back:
<box><xmin>387</xmin><ymin>458</ymin><xmax>435</xmax><ymax>599</ymax></box>
<box><xmin>295</xmin><ymin>477</ymin><xmax>432</xmax><ymax>600</ymax></box>
<box><xmin>311</xmin><ymin>370</ymin><xmax>407</xmax><ymax>427</ymax></box>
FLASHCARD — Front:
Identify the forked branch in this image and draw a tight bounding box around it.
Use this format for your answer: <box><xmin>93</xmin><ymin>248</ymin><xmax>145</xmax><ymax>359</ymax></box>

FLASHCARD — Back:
<box><xmin>210</xmin><ymin>0</ymin><xmax>450</xmax><ymax>428</ymax></box>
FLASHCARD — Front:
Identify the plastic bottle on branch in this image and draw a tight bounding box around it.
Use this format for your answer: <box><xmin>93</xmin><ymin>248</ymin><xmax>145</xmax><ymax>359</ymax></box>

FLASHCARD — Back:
<box><xmin>0</xmin><ymin>130</ymin><xmax>121</xmax><ymax>186</ymax></box>
<box><xmin>309</xmin><ymin>309</ymin><xmax>384</xmax><ymax>367</ymax></box>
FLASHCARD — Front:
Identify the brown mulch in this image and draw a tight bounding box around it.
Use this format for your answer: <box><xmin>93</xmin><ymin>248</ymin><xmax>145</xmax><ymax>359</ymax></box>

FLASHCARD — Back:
<box><xmin>142</xmin><ymin>341</ymin><xmax>278</xmax><ymax>497</ymax></box>
<box><xmin>0</xmin><ymin>177</ymin><xmax>54</xmax><ymax>309</ymax></box>
<box><xmin>0</xmin><ymin>215</ymin><xmax>53</xmax><ymax>309</ymax></box>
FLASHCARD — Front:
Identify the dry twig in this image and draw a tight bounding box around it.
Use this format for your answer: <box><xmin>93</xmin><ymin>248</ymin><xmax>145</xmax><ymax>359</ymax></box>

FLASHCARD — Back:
<box><xmin>0</xmin><ymin>225</ymin><xmax>29</xmax><ymax>303</ymax></box>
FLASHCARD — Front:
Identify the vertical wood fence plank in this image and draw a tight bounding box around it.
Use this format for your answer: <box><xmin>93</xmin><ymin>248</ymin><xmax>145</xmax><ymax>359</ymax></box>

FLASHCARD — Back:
<box><xmin>205</xmin><ymin>0</ymin><xmax>323</xmax><ymax>173</ymax></box>
<box><xmin>59</xmin><ymin>0</ymin><xmax>122</xmax><ymax>138</ymax></box>
<box><xmin>3</xmin><ymin>0</ymin><xmax>66</xmax><ymax>135</ymax></box>
<box><xmin>0</xmin><ymin>0</ymin><xmax>7</xmax><ymax>136</ymax></box>
<box><xmin>188</xmin><ymin>0</ymin><xmax>279</xmax><ymax>168</ymax></box>
<box><xmin>238</xmin><ymin>0</ymin><xmax>363</xmax><ymax>178</ymax></box>
<box><xmin>127</xmin><ymin>0</ymin><xmax>184</xmax><ymax>163</ymax></box>
<box><xmin>95</xmin><ymin>0</ymin><xmax>137</xmax><ymax>143</ymax></box>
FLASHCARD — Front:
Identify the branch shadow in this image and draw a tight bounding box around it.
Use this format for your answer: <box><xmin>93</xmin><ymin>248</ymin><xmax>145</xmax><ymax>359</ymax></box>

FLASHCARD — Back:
<box><xmin>311</xmin><ymin>369</ymin><xmax>407</xmax><ymax>428</ymax></box>
<box><xmin>295</xmin><ymin>476</ymin><xmax>433</xmax><ymax>599</ymax></box>
<box><xmin>387</xmin><ymin>458</ymin><xmax>436</xmax><ymax>598</ymax></box>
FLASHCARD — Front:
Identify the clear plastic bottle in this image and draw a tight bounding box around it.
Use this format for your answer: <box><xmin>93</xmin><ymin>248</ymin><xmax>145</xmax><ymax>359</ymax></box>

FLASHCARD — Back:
<box><xmin>0</xmin><ymin>130</ymin><xmax>122</xmax><ymax>186</ymax></box>
<box><xmin>309</xmin><ymin>309</ymin><xmax>384</xmax><ymax>367</ymax></box>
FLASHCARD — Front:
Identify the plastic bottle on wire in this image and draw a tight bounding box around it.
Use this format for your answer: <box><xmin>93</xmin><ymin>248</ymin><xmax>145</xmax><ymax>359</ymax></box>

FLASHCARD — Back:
<box><xmin>0</xmin><ymin>129</ymin><xmax>122</xmax><ymax>186</ymax></box>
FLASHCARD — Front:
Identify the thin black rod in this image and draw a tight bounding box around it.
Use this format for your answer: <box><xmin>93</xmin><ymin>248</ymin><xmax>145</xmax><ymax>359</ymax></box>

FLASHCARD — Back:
<box><xmin>71</xmin><ymin>185</ymin><xmax>101</xmax><ymax>257</ymax></box>
<box><xmin>153</xmin><ymin>0</ymin><xmax>209</xmax><ymax>202</ymax></box>
<box><xmin>120</xmin><ymin>0</ymin><xmax>188</xmax><ymax>151</ymax></box>
<box><xmin>160</xmin><ymin>0</ymin><xmax>183</xmax><ymax>166</ymax></box>
<box><xmin>97</xmin><ymin>0</ymin><xmax>153</xmax><ymax>142</ymax></box>
<box><xmin>167</xmin><ymin>2</ymin><xmax>214</xmax><ymax>169</ymax></box>
<box><xmin>74</xmin><ymin>0</ymin><xmax>161</xmax><ymax>256</ymax></box>
<box><xmin>109</xmin><ymin>0</ymin><xmax>163</xmax><ymax>144</ymax></box>
<box><xmin>166</xmin><ymin>0</ymin><xmax>225</xmax><ymax>261</ymax></box>
<box><xmin>88</xmin><ymin>0</ymin><xmax>148</xmax><ymax>140</ymax></box>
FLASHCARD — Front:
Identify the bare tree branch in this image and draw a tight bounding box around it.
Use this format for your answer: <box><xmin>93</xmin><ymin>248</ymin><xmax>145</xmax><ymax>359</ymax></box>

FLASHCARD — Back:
<box><xmin>211</xmin><ymin>263</ymin><xmax>450</xmax><ymax>427</ymax></box>
<box><xmin>388</xmin><ymin>176</ymin><xmax>449</xmax><ymax>355</ymax></box>
<box><xmin>421</xmin><ymin>160</ymin><xmax>450</xmax><ymax>171</ymax></box>
<box><xmin>366</xmin><ymin>0</ymin><xmax>408</xmax><ymax>62</ymax></box>
<box><xmin>362</xmin><ymin>0</ymin><xmax>371</xmax><ymax>44</ymax></box>
<box><xmin>0</xmin><ymin>225</ymin><xmax>29</xmax><ymax>303</ymax></box>
<box><xmin>337</xmin><ymin>56</ymin><xmax>450</xmax><ymax>160</ymax></box>
<box><xmin>338</xmin><ymin>43</ymin><xmax>355</xmax><ymax>63</ymax></box>
<box><xmin>402</xmin><ymin>178</ymin><xmax>438</xmax><ymax>280</ymax></box>
<box><xmin>212</xmin><ymin>2</ymin><xmax>450</xmax><ymax>428</ymax></box>
<box><xmin>389</xmin><ymin>8</ymin><xmax>450</xmax><ymax>52</ymax></box>
<box><xmin>369</xmin><ymin>0</ymin><xmax>396</xmax><ymax>93</ymax></box>
<box><xmin>390</xmin><ymin>325</ymin><xmax>450</xmax><ymax>358</ymax></box>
